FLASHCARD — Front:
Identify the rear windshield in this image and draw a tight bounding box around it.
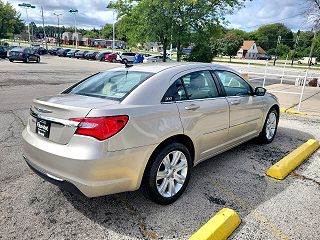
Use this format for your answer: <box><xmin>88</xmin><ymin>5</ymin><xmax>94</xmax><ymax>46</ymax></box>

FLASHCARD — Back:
<box><xmin>67</xmin><ymin>70</ymin><xmax>153</xmax><ymax>101</ymax></box>
<box><xmin>11</xmin><ymin>47</ymin><xmax>24</xmax><ymax>52</ymax></box>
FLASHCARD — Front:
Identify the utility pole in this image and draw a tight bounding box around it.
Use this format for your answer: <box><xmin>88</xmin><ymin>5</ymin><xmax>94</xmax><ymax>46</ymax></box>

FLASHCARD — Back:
<box><xmin>69</xmin><ymin>9</ymin><xmax>78</xmax><ymax>49</ymax></box>
<box><xmin>112</xmin><ymin>10</ymin><xmax>116</xmax><ymax>52</ymax></box>
<box><xmin>273</xmin><ymin>35</ymin><xmax>281</xmax><ymax>66</ymax></box>
<box><xmin>291</xmin><ymin>30</ymin><xmax>300</xmax><ymax>66</ymax></box>
<box><xmin>53</xmin><ymin>13</ymin><xmax>62</xmax><ymax>46</ymax></box>
<box><xmin>307</xmin><ymin>29</ymin><xmax>317</xmax><ymax>67</ymax></box>
<box><xmin>41</xmin><ymin>6</ymin><xmax>48</xmax><ymax>50</ymax></box>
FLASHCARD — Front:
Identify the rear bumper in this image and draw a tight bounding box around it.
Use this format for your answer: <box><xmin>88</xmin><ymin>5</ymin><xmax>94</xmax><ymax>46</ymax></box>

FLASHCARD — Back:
<box><xmin>24</xmin><ymin>156</ymin><xmax>85</xmax><ymax>197</ymax></box>
<box><xmin>22</xmin><ymin>125</ymin><xmax>156</xmax><ymax>197</ymax></box>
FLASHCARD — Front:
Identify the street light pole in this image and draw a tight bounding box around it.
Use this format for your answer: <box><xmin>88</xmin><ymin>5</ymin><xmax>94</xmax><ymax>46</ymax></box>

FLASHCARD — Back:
<box><xmin>41</xmin><ymin>6</ymin><xmax>48</xmax><ymax>50</ymax></box>
<box><xmin>18</xmin><ymin>3</ymin><xmax>36</xmax><ymax>44</ymax></box>
<box><xmin>69</xmin><ymin>9</ymin><xmax>78</xmax><ymax>49</ymax></box>
<box><xmin>53</xmin><ymin>13</ymin><xmax>62</xmax><ymax>46</ymax></box>
<box><xmin>112</xmin><ymin>10</ymin><xmax>115</xmax><ymax>52</ymax></box>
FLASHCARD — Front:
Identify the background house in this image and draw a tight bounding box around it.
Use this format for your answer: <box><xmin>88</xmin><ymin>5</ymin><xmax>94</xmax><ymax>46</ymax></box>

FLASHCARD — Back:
<box><xmin>237</xmin><ymin>41</ymin><xmax>266</xmax><ymax>59</ymax></box>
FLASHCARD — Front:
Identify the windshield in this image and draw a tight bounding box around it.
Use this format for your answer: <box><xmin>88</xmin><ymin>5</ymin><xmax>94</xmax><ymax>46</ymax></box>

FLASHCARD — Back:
<box><xmin>68</xmin><ymin>70</ymin><xmax>153</xmax><ymax>100</ymax></box>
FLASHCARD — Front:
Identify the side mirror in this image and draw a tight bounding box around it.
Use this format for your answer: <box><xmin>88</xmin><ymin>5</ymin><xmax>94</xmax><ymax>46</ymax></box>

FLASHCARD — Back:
<box><xmin>254</xmin><ymin>87</ymin><xmax>266</xmax><ymax>96</ymax></box>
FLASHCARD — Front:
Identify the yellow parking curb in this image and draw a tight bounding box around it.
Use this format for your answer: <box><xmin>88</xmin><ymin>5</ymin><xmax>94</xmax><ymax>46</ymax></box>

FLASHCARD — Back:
<box><xmin>280</xmin><ymin>108</ymin><xmax>308</xmax><ymax>115</ymax></box>
<box><xmin>266</xmin><ymin>139</ymin><xmax>320</xmax><ymax>180</ymax></box>
<box><xmin>189</xmin><ymin>208</ymin><xmax>241</xmax><ymax>240</ymax></box>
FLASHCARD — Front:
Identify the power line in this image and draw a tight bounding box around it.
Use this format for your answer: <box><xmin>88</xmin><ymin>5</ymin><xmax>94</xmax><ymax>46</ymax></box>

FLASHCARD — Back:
<box><xmin>235</xmin><ymin>13</ymin><xmax>305</xmax><ymax>30</ymax></box>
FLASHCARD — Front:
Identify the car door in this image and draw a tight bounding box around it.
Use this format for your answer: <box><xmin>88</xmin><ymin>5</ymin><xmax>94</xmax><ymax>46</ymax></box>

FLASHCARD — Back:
<box><xmin>214</xmin><ymin>70</ymin><xmax>265</xmax><ymax>143</ymax></box>
<box><xmin>163</xmin><ymin>69</ymin><xmax>230</xmax><ymax>162</ymax></box>
<box><xmin>29</xmin><ymin>48</ymin><xmax>36</xmax><ymax>61</ymax></box>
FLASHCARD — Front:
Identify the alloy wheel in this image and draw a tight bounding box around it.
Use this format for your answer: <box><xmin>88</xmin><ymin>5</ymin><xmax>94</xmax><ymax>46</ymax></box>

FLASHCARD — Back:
<box><xmin>266</xmin><ymin>112</ymin><xmax>277</xmax><ymax>140</ymax></box>
<box><xmin>156</xmin><ymin>150</ymin><xmax>188</xmax><ymax>198</ymax></box>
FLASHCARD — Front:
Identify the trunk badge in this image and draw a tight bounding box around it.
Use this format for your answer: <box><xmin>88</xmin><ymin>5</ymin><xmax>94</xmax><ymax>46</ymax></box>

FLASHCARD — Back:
<box><xmin>34</xmin><ymin>107</ymin><xmax>52</xmax><ymax>114</ymax></box>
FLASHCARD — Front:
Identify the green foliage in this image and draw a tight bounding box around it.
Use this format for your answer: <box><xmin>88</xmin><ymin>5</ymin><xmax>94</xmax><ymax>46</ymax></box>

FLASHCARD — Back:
<box><xmin>226</xmin><ymin>29</ymin><xmax>249</xmax><ymax>40</ymax></box>
<box><xmin>0</xmin><ymin>0</ymin><xmax>24</xmax><ymax>39</ymax></box>
<box><xmin>109</xmin><ymin>0</ymin><xmax>246</xmax><ymax>61</ymax></box>
<box><xmin>276</xmin><ymin>43</ymin><xmax>291</xmax><ymax>58</ymax></box>
<box><xmin>255</xmin><ymin>23</ymin><xmax>293</xmax><ymax>51</ymax></box>
<box><xmin>217</xmin><ymin>33</ymin><xmax>243</xmax><ymax>61</ymax></box>
<box><xmin>185</xmin><ymin>44</ymin><xmax>215</xmax><ymax>62</ymax></box>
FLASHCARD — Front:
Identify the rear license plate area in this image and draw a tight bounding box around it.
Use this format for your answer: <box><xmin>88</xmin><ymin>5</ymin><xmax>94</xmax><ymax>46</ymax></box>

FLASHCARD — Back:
<box><xmin>36</xmin><ymin>119</ymin><xmax>51</xmax><ymax>138</ymax></box>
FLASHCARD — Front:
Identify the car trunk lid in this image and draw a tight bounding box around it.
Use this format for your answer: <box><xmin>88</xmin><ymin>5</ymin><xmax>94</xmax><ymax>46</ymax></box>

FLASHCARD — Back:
<box><xmin>29</xmin><ymin>94</ymin><xmax>118</xmax><ymax>144</ymax></box>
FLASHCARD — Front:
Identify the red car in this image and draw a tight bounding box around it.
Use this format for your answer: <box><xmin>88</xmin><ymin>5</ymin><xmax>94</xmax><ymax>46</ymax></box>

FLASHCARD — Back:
<box><xmin>104</xmin><ymin>53</ymin><xmax>118</xmax><ymax>62</ymax></box>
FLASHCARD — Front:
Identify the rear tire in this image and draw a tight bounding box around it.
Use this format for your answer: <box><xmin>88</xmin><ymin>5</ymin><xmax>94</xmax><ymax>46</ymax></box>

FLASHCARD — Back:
<box><xmin>36</xmin><ymin>57</ymin><xmax>40</xmax><ymax>63</ymax></box>
<box><xmin>258</xmin><ymin>108</ymin><xmax>278</xmax><ymax>144</ymax></box>
<box><xmin>9</xmin><ymin>59</ymin><xmax>14</xmax><ymax>62</ymax></box>
<box><xmin>112</xmin><ymin>58</ymin><xmax>116</xmax><ymax>63</ymax></box>
<box><xmin>25</xmin><ymin>57</ymin><xmax>30</xmax><ymax>63</ymax></box>
<box><xmin>142</xmin><ymin>143</ymin><xmax>192</xmax><ymax>205</ymax></box>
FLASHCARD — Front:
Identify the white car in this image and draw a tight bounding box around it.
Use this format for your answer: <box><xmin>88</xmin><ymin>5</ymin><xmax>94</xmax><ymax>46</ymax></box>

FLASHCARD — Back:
<box><xmin>144</xmin><ymin>55</ymin><xmax>172</xmax><ymax>63</ymax></box>
<box><xmin>117</xmin><ymin>52</ymin><xmax>136</xmax><ymax>63</ymax></box>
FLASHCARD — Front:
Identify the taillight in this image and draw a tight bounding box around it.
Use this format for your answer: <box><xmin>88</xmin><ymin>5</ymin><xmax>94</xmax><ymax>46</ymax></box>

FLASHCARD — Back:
<box><xmin>70</xmin><ymin>116</ymin><xmax>129</xmax><ymax>140</ymax></box>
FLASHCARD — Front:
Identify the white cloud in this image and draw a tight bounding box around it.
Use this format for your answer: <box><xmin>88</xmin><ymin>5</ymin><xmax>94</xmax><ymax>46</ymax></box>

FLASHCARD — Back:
<box><xmin>225</xmin><ymin>0</ymin><xmax>311</xmax><ymax>31</ymax></box>
<box><xmin>6</xmin><ymin>0</ymin><xmax>311</xmax><ymax>31</ymax></box>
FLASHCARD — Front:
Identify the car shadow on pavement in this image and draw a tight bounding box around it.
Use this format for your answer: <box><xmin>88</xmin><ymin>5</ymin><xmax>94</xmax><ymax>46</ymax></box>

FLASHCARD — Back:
<box><xmin>61</xmin><ymin>126</ymin><xmax>314</xmax><ymax>239</ymax></box>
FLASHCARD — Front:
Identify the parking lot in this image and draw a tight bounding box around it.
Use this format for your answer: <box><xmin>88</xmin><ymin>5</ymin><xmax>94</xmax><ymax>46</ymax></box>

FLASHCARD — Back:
<box><xmin>1</xmin><ymin>56</ymin><xmax>320</xmax><ymax>239</ymax></box>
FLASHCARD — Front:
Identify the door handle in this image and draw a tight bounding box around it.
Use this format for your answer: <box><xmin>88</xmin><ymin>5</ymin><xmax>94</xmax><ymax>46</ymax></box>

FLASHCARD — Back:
<box><xmin>230</xmin><ymin>99</ymin><xmax>240</xmax><ymax>105</ymax></box>
<box><xmin>185</xmin><ymin>104</ymin><xmax>200</xmax><ymax>111</ymax></box>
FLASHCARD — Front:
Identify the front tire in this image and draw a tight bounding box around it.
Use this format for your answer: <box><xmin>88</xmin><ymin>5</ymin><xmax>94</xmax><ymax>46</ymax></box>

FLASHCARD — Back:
<box><xmin>36</xmin><ymin>57</ymin><xmax>40</xmax><ymax>63</ymax></box>
<box><xmin>258</xmin><ymin>108</ymin><xmax>278</xmax><ymax>143</ymax></box>
<box><xmin>142</xmin><ymin>143</ymin><xmax>192</xmax><ymax>205</ymax></box>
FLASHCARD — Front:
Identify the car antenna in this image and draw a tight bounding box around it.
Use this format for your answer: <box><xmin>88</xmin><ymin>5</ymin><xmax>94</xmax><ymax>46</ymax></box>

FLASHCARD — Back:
<box><xmin>117</xmin><ymin>52</ymin><xmax>133</xmax><ymax>68</ymax></box>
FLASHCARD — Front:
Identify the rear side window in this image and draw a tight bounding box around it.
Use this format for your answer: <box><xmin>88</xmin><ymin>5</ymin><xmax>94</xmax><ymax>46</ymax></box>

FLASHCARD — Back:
<box><xmin>162</xmin><ymin>79</ymin><xmax>187</xmax><ymax>102</ymax></box>
<box><xmin>181</xmin><ymin>71</ymin><xmax>219</xmax><ymax>100</ymax></box>
<box><xmin>68</xmin><ymin>71</ymin><xmax>154</xmax><ymax>101</ymax></box>
<box><xmin>162</xmin><ymin>71</ymin><xmax>219</xmax><ymax>102</ymax></box>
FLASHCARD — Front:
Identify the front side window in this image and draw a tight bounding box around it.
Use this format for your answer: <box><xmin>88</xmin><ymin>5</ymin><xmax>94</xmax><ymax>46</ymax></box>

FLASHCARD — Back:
<box><xmin>216</xmin><ymin>70</ymin><xmax>251</xmax><ymax>96</ymax></box>
<box><xmin>68</xmin><ymin>70</ymin><xmax>153</xmax><ymax>101</ymax></box>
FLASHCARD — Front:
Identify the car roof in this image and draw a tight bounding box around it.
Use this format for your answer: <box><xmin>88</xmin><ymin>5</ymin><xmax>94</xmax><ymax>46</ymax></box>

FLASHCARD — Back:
<box><xmin>110</xmin><ymin>62</ymin><xmax>234</xmax><ymax>74</ymax></box>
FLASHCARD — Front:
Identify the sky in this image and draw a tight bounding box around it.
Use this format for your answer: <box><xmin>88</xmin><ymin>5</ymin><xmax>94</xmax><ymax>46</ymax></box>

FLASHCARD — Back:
<box><xmin>6</xmin><ymin>0</ymin><xmax>313</xmax><ymax>32</ymax></box>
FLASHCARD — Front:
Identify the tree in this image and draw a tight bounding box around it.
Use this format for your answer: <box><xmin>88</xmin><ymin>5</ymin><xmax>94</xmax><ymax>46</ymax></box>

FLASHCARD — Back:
<box><xmin>307</xmin><ymin>0</ymin><xmax>320</xmax><ymax>28</ymax></box>
<box><xmin>109</xmin><ymin>0</ymin><xmax>246</xmax><ymax>62</ymax></box>
<box><xmin>186</xmin><ymin>44</ymin><xmax>216</xmax><ymax>62</ymax></box>
<box><xmin>0</xmin><ymin>0</ymin><xmax>24</xmax><ymax>39</ymax></box>
<box><xmin>218</xmin><ymin>33</ymin><xmax>243</xmax><ymax>62</ymax></box>
<box><xmin>255</xmin><ymin>23</ymin><xmax>293</xmax><ymax>51</ymax></box>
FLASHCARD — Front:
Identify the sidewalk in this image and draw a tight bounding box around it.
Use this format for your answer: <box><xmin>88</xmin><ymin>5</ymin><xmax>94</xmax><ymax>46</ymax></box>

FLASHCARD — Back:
<box><xmin>265</xmin><ymin>84</ymin><xmax>320</xmax><ymax>116</ymax></box>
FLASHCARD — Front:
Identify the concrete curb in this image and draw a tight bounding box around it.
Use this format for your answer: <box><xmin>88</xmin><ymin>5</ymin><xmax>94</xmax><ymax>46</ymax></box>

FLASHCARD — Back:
<box><xmin>189</xmin><ymin>208</ymin><xmax>241</xmax><ymax>240</ymax></box>
<box><xmin>266</xmin><ymin>139</ymin><xmax>320</xmax><ymax>180</ymax></box>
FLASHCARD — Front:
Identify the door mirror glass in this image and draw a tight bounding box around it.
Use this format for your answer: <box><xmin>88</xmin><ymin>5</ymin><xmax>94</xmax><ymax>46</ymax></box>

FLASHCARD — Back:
<box><xmin>255</xmin><ymin>87</ymin><xmax>266</xmax><ymax>96</ymax></box>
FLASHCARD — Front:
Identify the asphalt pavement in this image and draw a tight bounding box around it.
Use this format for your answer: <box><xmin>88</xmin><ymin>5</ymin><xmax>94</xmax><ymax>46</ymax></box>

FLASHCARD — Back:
<box><xmin>1</xmin><ymin>56</ymin><xmax>320</xmax><ymax>240</ymax></box>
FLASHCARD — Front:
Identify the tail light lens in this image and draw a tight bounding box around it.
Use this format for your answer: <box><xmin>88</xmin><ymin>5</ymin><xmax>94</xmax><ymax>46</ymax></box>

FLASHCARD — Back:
<box><xmin>70</xmin><ymin>115</ymin><xmax>129</xmax><ymax>140</ymax></box>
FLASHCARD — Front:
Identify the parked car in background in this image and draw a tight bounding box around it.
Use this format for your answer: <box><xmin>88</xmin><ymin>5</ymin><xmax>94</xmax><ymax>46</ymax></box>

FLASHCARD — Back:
<box><xmin>257</xmin><ymin>55</ymin><xmax>272</xmax><ymax>60</ymax></box>
<box><xmin>75</xmin><ymin>50</ymin><xmax>88</xmax><ymax>59</ymax></box>
<box><xmin>0</xmin><ymin>46</ymin><xmax>7</xmax><ymax>59</ymax></box>
<box><xmin>133</xmin><ymin>53</ymin><xmax>144</xmax><ymax>63</ymax></box>
<box><xmin>66</xmin><ymin>50</ymin><xmax>80</xmax><ymax>58</ymax></box>
<box><xmin>143</xmin><ymin>55</ymin><xmax>172</xmax><ymax>63</ymax></box>
<box><xmin>32</xmin><ymin>46</ymin><xmax>47</xmax><ymax>55</ymax></box>
<box><xmin>84</xmin><ymin>51</ymin><xmax>99</xmax><ymax>60</ymax></box>
<box><xmin>118</xmin><ymin>52</ymin><xmax>136</xmax><ymax>63</ymax></box>
<box><xmin>8</xmin><ymin>47</ymin><xmax>40</xmax><ymax>63</ymax></box>
<box><xmin>104</xmin><ymin>52</ymin><xmax>118</xmax><ymax>62</ymax></box>
<box><xmin>48</xmin><ymin>47</ymin><xmax>62</xmax><ymax>55</ymax></box>
<box><xmin>96</xmin><ymin>51</ymin><xmax>112</xmax><ymax>61</ymax></box>
<box><xmin>22</xmin><ymin>63</ymin><xmax>279</xmax><ymax>204</ymax></box>
<box><xmin>57</xmin><ymin>48</ymin><xmax>71</xmax><ymax>57</ymax></box>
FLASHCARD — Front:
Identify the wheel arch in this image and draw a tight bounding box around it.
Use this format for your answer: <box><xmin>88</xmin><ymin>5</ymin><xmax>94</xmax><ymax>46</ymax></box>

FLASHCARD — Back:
<box><xmin>141</xmin><ymin>134</ymin><xmax>195</xmax><ymax>184</ymax></box>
